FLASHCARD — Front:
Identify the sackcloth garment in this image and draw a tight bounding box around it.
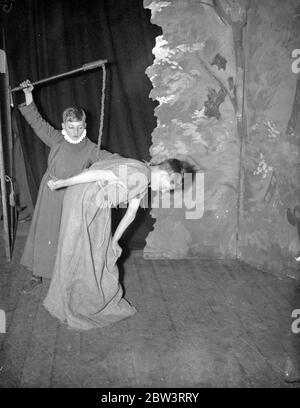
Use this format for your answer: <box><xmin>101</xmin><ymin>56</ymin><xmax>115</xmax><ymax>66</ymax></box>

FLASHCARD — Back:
<box><xmin>43</xmin><ymin>155</ymin><xmax>150</xmax><ymax>330</ymax></box>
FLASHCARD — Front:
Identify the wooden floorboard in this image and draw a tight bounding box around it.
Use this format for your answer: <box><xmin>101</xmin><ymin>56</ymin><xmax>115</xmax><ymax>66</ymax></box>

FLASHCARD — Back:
<box><xmin>151</xmin><ymin>259</ymin><xmax>230</xmax><ymax>388</ymax></box>
<box><xmin>0</xmin><ymin>236</ymin><xmax>43</xmax><ymax>387</ymax></box>
<box><xmin>201</xmin><ymin>260</ymin><xmax>293</xmax><ymax>386</ymax></box>
<box><xmin>0</xmin><ymin>229</ymin><xmax>299</xmax><ymax>388</ymax></box>
<box><xmin>20</xmin><ymin>282</ymin><xmax>59</xmax><ymax>388</ymax></box>
<box><xmin>128</xmin><ymin>256</ymin><xmax>187</xmax><ymax>388</ymax></box>
<box><xmin>187</xmin><ymin>260</ymin><xmax>268</xmax><ymax>387</ymax></box>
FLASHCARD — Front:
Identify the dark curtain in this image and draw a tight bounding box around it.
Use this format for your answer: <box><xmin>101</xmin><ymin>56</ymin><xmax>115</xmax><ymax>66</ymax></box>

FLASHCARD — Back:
<box><xmin>1</xmin><ymin>0</ymin><xmax>161</xmax><ymax>248</ymax></box>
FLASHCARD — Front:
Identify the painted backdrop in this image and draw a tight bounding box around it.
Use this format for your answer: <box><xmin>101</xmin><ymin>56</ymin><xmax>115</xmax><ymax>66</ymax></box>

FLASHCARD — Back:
<box><xmin>143</xmin><ymin>0</ymin><xmax>300</xmax><ymax>278</ymax></box>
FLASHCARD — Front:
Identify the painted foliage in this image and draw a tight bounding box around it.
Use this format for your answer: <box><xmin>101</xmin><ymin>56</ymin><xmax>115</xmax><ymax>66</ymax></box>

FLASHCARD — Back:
<box><xmin>240</xmin><ymin>0</ymin><xmax>300</xmax><ymax>276</ymax></box>
<box><xmin>143</xmin><ymin>0</ymin><xmax>300</xmax><ymax>277</ymax></box>
<box><xmin>143</xmin><ymin>0</ymin><xmax>240</xmax><ymax>259</ymax></box>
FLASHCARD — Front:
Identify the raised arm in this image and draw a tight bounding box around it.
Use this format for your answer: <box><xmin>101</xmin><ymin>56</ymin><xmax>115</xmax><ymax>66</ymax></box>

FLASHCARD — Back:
<box><xmin>112</xmin><ymin>197</ymin><xmax>141</xmax><ymax>245</ymax></box>
<box><xmin>21</xmin><ymin>80</ymin><xmax>34</xmax><ymax>106</ymax></box>
<box><xmin>18</xmin><ymin>80</ymin><xmax>62</xmax><ymax>147</ymax></box>
<box><xmin>47</xmin><ymin>168</ymin><xmax>125</xmax><ymax>190</ymax></box>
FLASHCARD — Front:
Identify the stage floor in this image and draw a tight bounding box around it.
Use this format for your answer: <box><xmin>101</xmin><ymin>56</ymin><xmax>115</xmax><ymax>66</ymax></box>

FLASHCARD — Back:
<box><xmin>0</xmin><ymin>220</ymin><xmax>300</xmax><ymax>388</ymax></box>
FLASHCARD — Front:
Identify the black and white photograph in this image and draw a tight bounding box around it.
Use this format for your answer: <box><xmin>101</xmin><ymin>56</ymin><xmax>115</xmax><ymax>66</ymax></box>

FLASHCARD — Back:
<box><xmin>0</xmin><ymin>0</ymin><xmax>300</xmax><ymax>391</ymax></box>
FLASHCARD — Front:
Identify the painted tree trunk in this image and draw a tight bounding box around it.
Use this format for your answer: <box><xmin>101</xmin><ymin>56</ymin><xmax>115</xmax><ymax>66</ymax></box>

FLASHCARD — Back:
<box><xmin>212</xmin><ymin>0</ymin><xmax>249</xmax><ymax>256</ymax></box>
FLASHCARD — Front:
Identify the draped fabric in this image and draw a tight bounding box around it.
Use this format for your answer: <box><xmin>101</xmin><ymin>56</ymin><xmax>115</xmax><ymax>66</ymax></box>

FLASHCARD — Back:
<box><xmin>1</xmin><ymin>0</ymin><xmax>160</xmax><ymax>248</ymax></box>
<box><xmin>43</xmin><ymin>157</ymin><xmax>150</xmax><ymax>330</ymax></box>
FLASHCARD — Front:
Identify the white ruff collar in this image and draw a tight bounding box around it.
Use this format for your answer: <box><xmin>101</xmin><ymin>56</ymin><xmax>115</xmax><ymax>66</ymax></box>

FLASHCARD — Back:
<box><xmin>62</xmin><ymin>129</ymin><xmax>86</xmax><ymax>144</ymax></box>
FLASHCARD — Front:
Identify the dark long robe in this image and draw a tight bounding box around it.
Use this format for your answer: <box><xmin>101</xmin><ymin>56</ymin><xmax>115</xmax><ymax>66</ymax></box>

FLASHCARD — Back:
<box><xmin>43</xmin><ymin>155</ymin><xmax>150</xmax><ymax>330</ymax></box>
<box><xmin>19</xmin><ymin>102</ymin><xmax>112</xmax><ymax>279</ymax></box>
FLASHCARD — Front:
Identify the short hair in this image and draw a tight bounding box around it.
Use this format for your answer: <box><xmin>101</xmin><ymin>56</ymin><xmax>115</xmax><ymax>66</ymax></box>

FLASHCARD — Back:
<box><xmin>150</xmin><ymin>158</ymin><xmax>197</xmax><ymax>191</ymax></box>
<box><xmin>157</xmin><ymin>158</ymin><xmax>197</xmax><ymax>180</ymax></box>
<box><xmin>62</xmin><ymin>106</ymin><xmax>86</xmax><ymax>123</ymax></box>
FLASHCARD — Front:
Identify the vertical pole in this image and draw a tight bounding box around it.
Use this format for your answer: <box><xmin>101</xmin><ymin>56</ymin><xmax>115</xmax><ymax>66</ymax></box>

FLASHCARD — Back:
<box><xmin>1</xmin><ymin>30</ymin><xmax>12</xmax><ymax>175</ymax></box>
<box><xmin>0</xmin><ymin>100</ymin><xmax>11</xmax><ymax>261</ymax></box>
<box><xmin>0</xmin><ymin>46</ymin><xmax>11</xmax><ymax>261</ymax></box>
<box><xmin>2</xmin><ymin>29</ymin><xmax>16</xmax><ymax>247</ymax></box>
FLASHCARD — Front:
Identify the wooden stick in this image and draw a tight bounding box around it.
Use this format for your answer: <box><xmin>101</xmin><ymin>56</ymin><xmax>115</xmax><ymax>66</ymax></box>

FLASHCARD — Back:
<box><xmin>10</xmin><ymin>59</ymin><xmax>108</xmax><ymax>93</ymax></box>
